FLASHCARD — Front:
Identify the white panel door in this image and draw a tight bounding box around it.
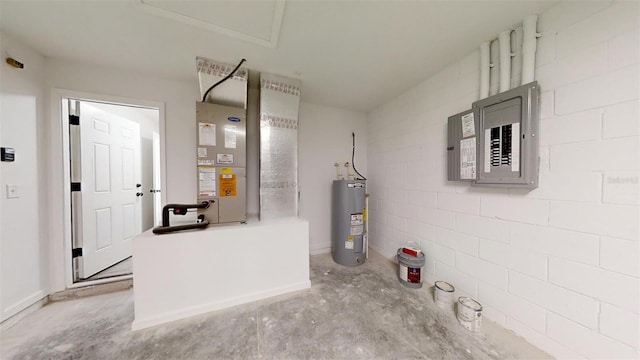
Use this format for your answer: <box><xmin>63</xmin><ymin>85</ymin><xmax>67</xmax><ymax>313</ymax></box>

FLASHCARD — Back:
<box><xmin>79</xmin><ymin>102</ymin><xmax>141</xmax><ymax>278</ymax></box>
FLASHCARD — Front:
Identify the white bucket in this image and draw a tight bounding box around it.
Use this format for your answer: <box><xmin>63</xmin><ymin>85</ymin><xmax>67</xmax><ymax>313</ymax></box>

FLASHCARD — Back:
<box><xmin>434</xmin><ymin>281</ymin><xmax>455</xmax><ymax>311</ymax></box>
<box><xmin>457</xmin><ymin>297</ymin><xmax>482</xmax><ymax>332</ymax></box>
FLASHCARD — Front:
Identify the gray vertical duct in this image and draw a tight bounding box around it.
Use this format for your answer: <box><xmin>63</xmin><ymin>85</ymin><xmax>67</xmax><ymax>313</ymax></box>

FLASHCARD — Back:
<box><xmin>259</xmin><ymin>73</ymin><xmax>301</xmax><ymax>220</ymax></box>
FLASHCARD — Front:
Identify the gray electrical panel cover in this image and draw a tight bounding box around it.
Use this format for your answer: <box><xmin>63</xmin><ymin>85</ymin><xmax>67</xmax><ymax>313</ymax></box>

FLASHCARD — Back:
<box><xmin>473</xmin><ymin>81</ymin><xmax>539</xmax><ymax>188</ymax></box>
<box><xmin>446</xmin><ymin>81</ymin><xmax>539</xmax><ymax>189</ymax></box>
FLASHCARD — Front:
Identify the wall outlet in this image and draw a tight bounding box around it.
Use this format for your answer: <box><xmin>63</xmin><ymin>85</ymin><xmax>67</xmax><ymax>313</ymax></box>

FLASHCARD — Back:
<box><xmin>6</xmin><ymin>184</ymin><xmax>19</xmax><ymax>199</ymax></box>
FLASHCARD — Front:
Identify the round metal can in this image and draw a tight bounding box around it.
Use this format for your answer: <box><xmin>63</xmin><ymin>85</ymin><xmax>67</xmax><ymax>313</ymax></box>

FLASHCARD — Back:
<box><xmin>434</xmin><ymin>281</ymin><xmax>455</xmax><ymax>311</ymax></box>
<box><xmin>457</xmin><ymin>297</ymin><xmax>482</xmax><ymax>332</ymax></box>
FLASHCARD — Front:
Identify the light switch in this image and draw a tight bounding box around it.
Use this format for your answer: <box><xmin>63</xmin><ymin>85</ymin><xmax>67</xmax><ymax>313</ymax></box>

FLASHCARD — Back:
<box><xmin>6</xmin><ymin>184</ymin><xmax>19</xmax><ymax>199</ymax></box>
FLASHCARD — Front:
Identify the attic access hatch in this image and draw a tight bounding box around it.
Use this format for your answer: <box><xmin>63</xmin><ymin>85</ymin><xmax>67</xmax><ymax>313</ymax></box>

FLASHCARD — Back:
<box><xmin>447</xmin><ymin>81</ymin><xmax>539</xmax><ymax>189</ymax></box>
<box><xmin>134</xmin><ymin>0</ymin><xmax>286</xmax><ymax>48</ymax></box>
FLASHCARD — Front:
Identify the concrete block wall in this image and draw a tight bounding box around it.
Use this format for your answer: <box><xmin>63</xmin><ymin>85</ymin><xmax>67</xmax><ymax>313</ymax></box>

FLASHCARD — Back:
<box><xmin>366</xmin><ymin>2</ymin><xmax>639</xmax><ymax>358</ymax></box>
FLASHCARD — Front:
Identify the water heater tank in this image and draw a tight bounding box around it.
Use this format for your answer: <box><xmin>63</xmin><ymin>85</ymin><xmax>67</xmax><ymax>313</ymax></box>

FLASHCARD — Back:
<box><xmin>331</xmin><ymin>179</ymin><xmax>366</xmax><ymax>266</ymax></box>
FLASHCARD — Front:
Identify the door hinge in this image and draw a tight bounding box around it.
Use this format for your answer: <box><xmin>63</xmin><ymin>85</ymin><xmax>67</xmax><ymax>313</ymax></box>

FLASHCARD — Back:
<box><xmin>72</xmin><ymin>248</ymin><xmax>83</xmax><ymax>258</ymax></box>
<box><xmin>69</xmin><ymin>115</ymin><xmax>80</xmax><ymax>126</ymax></box>
<box><xmin>71</xmin><ymin>182</ymin><xmax>81</xmax><ymax>192</ymax></box>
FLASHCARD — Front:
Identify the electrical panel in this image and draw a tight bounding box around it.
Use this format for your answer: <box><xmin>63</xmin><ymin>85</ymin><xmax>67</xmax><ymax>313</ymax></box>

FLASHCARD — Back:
<box><xmin>447</xmin><ymin>81</ymin><xmax>539</xmax><ymax>189</ymax></box>
<box><xmin>195</xmin><ymin>102</ymin><xmax>247</xmax><ymax>223</ymax></box>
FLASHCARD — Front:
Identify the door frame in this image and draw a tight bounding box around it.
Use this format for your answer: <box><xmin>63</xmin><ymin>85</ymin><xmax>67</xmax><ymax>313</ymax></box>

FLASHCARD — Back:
<box><xmin>49</xmin><ymin>88</ymin><xmax>166</xmax><ymax>290</ymax></box>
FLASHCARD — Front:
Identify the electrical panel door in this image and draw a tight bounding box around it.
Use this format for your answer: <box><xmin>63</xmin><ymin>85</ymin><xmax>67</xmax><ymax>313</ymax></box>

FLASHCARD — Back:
<box><xmin>447</xmin><ymin>109</ymin><xmax>478</xmax><ymax>181</ymax></box>
<box><xmin>473</xmin><ymin>81</ymin><xmax>539</xmax><ymax>188</ymax></box>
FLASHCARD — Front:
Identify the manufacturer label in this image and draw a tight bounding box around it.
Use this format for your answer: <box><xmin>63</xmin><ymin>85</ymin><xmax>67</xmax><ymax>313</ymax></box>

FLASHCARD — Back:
<box><xmin>407</xmin><ymin>267</ymin><xmax>421</xmax><ymax>283</ymax></box>
<box><xmin>399</xmin><ymin>265</ymin><xmax>422</xmax><ymax>283</ymax></box>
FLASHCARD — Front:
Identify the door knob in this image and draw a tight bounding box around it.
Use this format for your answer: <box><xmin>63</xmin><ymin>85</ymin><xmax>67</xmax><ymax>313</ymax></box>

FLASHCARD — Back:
<box><xmin>136</xmin><ymin>192</ymin><xmax>144</xmax><ymax>197</ymax></box>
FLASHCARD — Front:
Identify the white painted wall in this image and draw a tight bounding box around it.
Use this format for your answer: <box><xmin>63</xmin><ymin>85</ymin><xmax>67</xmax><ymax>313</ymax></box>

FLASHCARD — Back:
<box><xmin>42</xmin><ymin>60</ymin><xmax>359</xmax><ymax>292</ymax></box>
<box><xmin>44</xmin><ymin>60</ymin><xmax>197</xmax><ymax>292</ymax></box>
<box><xmin>367</xmin><ymin>2</ymin><xmax>639</xmax><ymax>358</ymax></box>
<box><xmin>298</xmin><ymin>102</ymin><xmax>367</xmax><ymax>254</ymax></box>
<box><xmin>0</xmin><ymin>31</ymin><xmax>48</xmax><ymax>321</ymax></box>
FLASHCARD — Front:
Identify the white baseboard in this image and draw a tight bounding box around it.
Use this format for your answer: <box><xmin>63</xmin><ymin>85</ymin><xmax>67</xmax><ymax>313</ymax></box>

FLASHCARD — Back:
<box><xmin>131</xmin><ymin>280</ymin><xmax>311</xmax><ymax>331</ymax></box>
<box><xmin>309</xmin><ymin>245</ymin><xmax>330</xmax><ymax>255</ymax></box>
<box><xmin>1</xmin><ymin>289</ymin><xmax>48</xmax><ymax>325</ymax></box>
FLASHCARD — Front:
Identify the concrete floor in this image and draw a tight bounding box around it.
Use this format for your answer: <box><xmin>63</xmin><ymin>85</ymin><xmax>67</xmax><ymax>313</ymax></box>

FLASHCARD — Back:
<box><xmin>84</xmin><ymin>256</ymin><xmax>133</xmax><ymax>282</ymax></box>
<box><xmin>0</xmin><ymin>252</ymin><xmax>551</xmax><ymax>359</ymax></box>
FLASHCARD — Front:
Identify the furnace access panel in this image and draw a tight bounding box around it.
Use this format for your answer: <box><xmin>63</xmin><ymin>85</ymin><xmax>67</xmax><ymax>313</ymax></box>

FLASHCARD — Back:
<box><xmin>196</xmin><ymin>102</ymin><xmax>247</xmax><ymax>223</ymax></box>
<box><xmin>447</xmin><ymin>81</ymin><xmax>539</xmax><ymax>189</ymax></box>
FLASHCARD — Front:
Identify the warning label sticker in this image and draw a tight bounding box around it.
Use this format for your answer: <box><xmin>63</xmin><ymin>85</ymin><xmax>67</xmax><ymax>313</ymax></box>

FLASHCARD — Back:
<box><xmin>219</xmin><ymin>174</ymin><xmax>237</xmax><ymax>197</ymax></box>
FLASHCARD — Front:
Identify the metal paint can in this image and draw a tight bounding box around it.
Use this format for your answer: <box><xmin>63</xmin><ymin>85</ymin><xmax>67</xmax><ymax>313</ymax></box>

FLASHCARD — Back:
<box><xmin>457</xmin><ymin>297</ymin><xmax>482</xmax><ymax>332</ymax></box>
<box><xmin>434</xmin><ymin>281</ymin><xmax>455</xmax><ymax>311</ymax></box>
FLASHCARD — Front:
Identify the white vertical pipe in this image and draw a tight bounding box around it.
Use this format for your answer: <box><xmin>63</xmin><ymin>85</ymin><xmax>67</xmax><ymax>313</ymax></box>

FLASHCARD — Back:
<box><xmin>498</xmin><ymin>30</ymin><xmax>511</xmax><ymax>93</ymax></box>
<box><xmin>522</xmin><ymin>14</ymin><xmax>539</xmax><ymax>84</ymax></box>
<box><xmin>480</xmin><ymin>41</ymin><xmax>491</xmax><ymax>99</ymax></box>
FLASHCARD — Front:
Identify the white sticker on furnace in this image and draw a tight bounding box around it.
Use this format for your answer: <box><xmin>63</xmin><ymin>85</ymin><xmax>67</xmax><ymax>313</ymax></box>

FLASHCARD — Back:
<box><xmin>198</xmin><ymin>166</ymin><xmax>216</xmax><ymax>197</ymax></box>
<box><xmin>217</xmin><ymin>153</ymin><xmax>234</xmax><ymax>165</ymax></box>
<box><xmin>197</xmin><ymin>147</ymin><xmax>207</xmax><ymax>158</ymax></box>
<box><xmin>198</xmin><ymin>123</ymin><xmax>216</xmax><ymax>146</ymax></box>
<box><xmin>225</xmin><ymin>125</ymin><xmax>237</xmax><ymax>149</ymax></box>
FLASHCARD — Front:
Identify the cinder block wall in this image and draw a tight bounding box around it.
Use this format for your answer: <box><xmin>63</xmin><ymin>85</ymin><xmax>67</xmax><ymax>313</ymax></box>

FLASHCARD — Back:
<box><xmin>366</xmin><ymin>2</ymin><xmax>639</xmax><ymax>358</ymax></box>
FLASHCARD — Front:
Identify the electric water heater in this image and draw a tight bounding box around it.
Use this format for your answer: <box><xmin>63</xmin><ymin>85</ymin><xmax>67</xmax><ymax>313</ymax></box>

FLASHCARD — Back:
<box><xmin>331</xmin><ymin>179</ymin><xmax>366</xmax><ymax>266</ymax></box>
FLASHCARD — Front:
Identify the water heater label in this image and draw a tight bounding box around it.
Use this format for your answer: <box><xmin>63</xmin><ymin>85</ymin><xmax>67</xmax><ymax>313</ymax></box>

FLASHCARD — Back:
<box><xmin>345</xmin><ymin>236</ymin><xmax>354</xmax><ymax>249</ymax></box>
<box><xmin>350</xmin><ymin>225</ymin><xmax>364</xmax><ymax>236</ymax></box>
